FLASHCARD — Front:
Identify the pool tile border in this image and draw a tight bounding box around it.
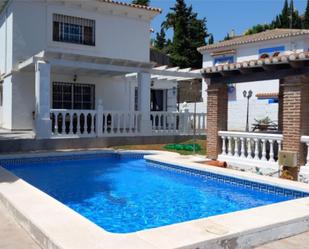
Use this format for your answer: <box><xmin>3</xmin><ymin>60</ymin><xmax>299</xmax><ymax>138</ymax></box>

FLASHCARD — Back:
<box><xmin>146</xmin><ymin>159</ymin><xmax>309</xmax><ymax>199</ymax></box>
<box><xmin>0</xmin><ymin>151</ymin><xmax>146</xmax><ymax>165</ymax></box>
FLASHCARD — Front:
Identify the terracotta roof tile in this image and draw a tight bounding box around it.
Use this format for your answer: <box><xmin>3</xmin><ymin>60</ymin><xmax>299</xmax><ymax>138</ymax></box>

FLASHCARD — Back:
<box><xmin>256</xmin><ymin>92</ymin><xmax>279</xmax><ymax>99</ymax></box>
<box><xmin>201</xmin><ymin>51</ymin><xmax>309</xmax><ymax>74</ymax></box>
<box><xmin>97</xmin><ymin>0</ymin><xmax>161</xmax><ymax>13</ymax></box>
<box><xmin>198</xmin><ymin>29</ymin><xmax>309</xmax><ymax>52</ymax></box>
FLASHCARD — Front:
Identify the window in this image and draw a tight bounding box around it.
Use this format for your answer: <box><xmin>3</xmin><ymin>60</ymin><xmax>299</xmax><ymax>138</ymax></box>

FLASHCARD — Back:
<box><xmin>53</xmin><ymin>14</ymin><xmax>95</xmax><ymax>46</ymax></box>
<box><xmin>52</xmin><ymin>82</ymin><xmax>95</xmax><ymax>110</ymax></box>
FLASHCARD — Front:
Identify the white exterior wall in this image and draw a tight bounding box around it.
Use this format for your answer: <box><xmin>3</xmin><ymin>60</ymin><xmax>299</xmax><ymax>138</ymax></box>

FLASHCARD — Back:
<box><xmin>11</xmin><ymin>1</ymin><xmax>151</xmax><ymax>66</ymax></box>
<box><xmin>0</xmin><ymin>2</ymin><xmax>13</xmax><ymax>75</ymax></box>
<box><xmin>228</xmin><ymin>80</ymin><xmax>279</xmax><ymax>131</ymax></box>
<box><xmin>199</xmin><ymin>36</ymin><xmax>309</xmax><ymax>131</ymax></box>
<box><xmin>0</xmin><ymin>0</ymin><xmax>156</xmax><ymax>130</ymax></box>
<box><xmin>2</xmin><ymin>76</ymin><xmax>13</xmax><ymax>129</ymax></box>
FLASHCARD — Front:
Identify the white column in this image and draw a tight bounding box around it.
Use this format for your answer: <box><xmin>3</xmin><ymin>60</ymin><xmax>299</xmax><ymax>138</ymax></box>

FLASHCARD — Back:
<box><xmin>261</xmin><ymin>139</ymin><xmax>267</xmax><ymax>161</ymax></box>
<box><xmin>35</xmin><ymin>60</ymin><xmax>51</xmax><ymax>139</ymax></box>
<box><xmin>96</xmin><ymin>100</ymin><xmax>103</xmax><ymax>137</ymax></box>
<box><xmin>247</xmin><ymin>138</ymin><xmax>252</xmax><ymax>159</ymax></box>
<box><xmin>137</xmin><ymin>72</ymin><xmax>151</xmax><ymax>134</ymax></box>
<box><xmin>227</xmin><ymin>137</ymin><xmax>232</xmax><ymax>156</ymax></box>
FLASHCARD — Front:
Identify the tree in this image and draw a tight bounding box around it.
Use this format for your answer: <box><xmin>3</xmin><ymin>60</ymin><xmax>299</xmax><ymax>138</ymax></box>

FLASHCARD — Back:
<box><xmin>242</xmin><ymin>0</ymin><xmax>303</xmax><ymax>36</ymax></box>
<box><xmin>160</xmin><ymin>0</ymin><xmax>208</xmax><ymax>68</ymax></box>
<box><xmin>153</xmin><ymin>28</ymin><xmax>167</xmax><ymax>51</ymax></box>
<box><xmin>303</xmin><ymin>0</ymin><xmax>309</xmax><ymax>28</ymax></box>
<box><xmin>289</xmin><ymin>0</ymin><xmax>302</xmax><ymax>28</ymax></box>
<box><xmin>245</xmin><ymin>24</ymin><xmax>272</xmax><ymax>35</ymax></box>
<box><xmin>208</xmin><ymin>34</ymin><xmax>214</xmax><ymax>44</ymax></box>
<box><xmin>223</xmin><ymin>33</ymin><xmax>230</xmax><ymax>41</ymax></box>
<box><xmin>279</xmin><ymin>0</ymin><xmax>290</xmax><ymax>28</ymax></box>
<box><xmin>132</xmin><ymin>0</ymin><xmax>150</xmax><ymax>6</ymax></box>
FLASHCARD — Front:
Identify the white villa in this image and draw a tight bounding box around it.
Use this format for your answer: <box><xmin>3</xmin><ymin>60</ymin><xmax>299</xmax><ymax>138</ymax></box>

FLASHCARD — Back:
<box><xmin>196</xmin><ymin>29</ymin><xmax>309</xmax><ymax>131</ymax></box>
<box><xmin>0</xmin><ymin>0</ymin><xmax>205</xmax><ymax>140</ymax></box>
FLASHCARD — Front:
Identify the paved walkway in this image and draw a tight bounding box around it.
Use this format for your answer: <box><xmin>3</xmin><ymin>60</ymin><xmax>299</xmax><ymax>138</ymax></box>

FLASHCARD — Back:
<box><xmin>255</xmin><ymin>232</ymin><xmax>309</xmax><ymax>249</ymax></box>
<box><xmin>0</xmin><ymin>204</ymin><xmax>41</xmax><ymax>249</ymax></box>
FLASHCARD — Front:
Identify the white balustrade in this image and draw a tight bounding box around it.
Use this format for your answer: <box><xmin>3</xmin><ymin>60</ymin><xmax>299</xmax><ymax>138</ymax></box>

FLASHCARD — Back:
<box><xmin>301</xmin><ymin>136</ymin><xmax>309</xmax><ymax>167</ymax></box>
<box><xmin>50</xmin><ymin>109</ymin><xmax>97</xmax><ymax>137</ymax></box>
<box><xmin>219</xmin><ymin>131</ymin><xmax>283</xmax><ymax>164</ymax></box>
<box><xmin>50</xmin><ymin>109</ymin><xmax>206</xmax><ymax>138</ymax></box>
<box><xmin>150</xmin><ymin>111</ymin><xmax>207</xmax><ymax>136</ymax></box>
<box><xmin>101</xmin><ymin>111</ymin><xmax>142</xmax><ymax>136</ymax></box>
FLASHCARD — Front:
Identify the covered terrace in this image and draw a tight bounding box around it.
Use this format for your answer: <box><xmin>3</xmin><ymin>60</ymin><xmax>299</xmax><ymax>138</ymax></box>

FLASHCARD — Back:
<box><xmin>202</xmin><ymin>51</ymin><xmax>309</xmax><ymax>179</ymax></box>
<box><xmin>14</xmin><ymin>49</ymin><xmax>204</xmax><ymax>139</ymax></box>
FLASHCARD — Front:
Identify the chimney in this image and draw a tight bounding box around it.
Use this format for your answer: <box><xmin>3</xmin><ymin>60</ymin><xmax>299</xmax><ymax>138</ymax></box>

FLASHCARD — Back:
<box><xmin>229</xmin><ymin>29</ymin><xmax>235</xmax><ymax>38</ymax></box>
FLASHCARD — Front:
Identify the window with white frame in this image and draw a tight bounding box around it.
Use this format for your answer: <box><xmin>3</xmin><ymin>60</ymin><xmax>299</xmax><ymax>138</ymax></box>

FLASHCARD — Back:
<box><xmin>52</xmin><ymin>82</ymin><xmax>95</xmax><ymax>110</ymax></box>
<box><xmin>53</xmin><ymin>14</ymin><xmax>95</xmax><ymax>46</ymax></box>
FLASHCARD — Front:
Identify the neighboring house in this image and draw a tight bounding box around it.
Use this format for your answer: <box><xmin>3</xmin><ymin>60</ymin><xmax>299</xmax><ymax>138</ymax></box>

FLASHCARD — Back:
<box><xmin>0</xmin><ymin>0</ymin><xmax>203</xmax><ymax>139</ymax></box>
<box><xmin>198</xmin><ymin>29</ymin><xmax>309</xmax><ymax>131</ymax></box>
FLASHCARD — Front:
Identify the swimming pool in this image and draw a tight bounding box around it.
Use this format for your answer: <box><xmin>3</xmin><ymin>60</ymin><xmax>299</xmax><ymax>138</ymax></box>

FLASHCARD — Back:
<box><xmin>2</xmin><ymin>153</ymin><xmax>308</xmax><ymax>234</ymax></box>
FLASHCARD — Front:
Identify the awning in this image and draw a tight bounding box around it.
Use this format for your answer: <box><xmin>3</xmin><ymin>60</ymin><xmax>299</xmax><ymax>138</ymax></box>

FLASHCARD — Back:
<box><xmin>15</xmin><ymin>49</ymin><xmax>202</xmax><ymax>80</ymax></box>
<box><xmin>126</xmin><ymin>66</ymin><xmax>202</xmax><ymax>81</ymax></box>
<box><xmin>16</xmin><ymin>49</ymin><xmax>154</xmax><ymax>77</ymax></box>
<box><xmin>202</xmin><ymin>52</ymin><xmax>309</xmax><ymax>84</ymax></box>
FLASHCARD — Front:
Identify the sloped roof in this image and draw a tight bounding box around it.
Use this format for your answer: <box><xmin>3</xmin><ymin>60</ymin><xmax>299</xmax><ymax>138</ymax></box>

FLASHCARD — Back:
<box><xmin>0</xmin><ymin>0</ymin><xmax>161</xmax><ymax>15</ymax></box>
<box><xmin>198</xmin><ymin>29</ymin><xmax>309</xmax><ymax>52</ymax></box>
<box><xmin>97</xmin><ymin>0</ymin><xmax>161</xmax><ymax>13</ymax></box>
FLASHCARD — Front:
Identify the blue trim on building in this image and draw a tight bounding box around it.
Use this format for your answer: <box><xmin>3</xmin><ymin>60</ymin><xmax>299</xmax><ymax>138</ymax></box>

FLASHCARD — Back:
<box><xmin>268</xmin><ymin>98</ymin><xmax>279</xmax><ymax>104</ymax></box>
<box><xmin>214</xmin><ymin>56</ymin><xmax>234</xmax><ymax>65</ymax></box>
<box><xmin>259</xmin><ymin>46</ymin><xmax>285</xmax><ymax>55</ymax></box>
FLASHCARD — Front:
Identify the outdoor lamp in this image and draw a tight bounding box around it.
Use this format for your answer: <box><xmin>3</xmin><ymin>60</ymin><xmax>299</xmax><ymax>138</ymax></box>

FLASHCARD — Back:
<box><xmin>243</xmin><ymin>90</ymin><xmax>253</xmax><ymax>98</ymax></box>
<box><xmin>243</xmin><ymin>90</ymin><xmax>253</xmax><ymax>132</ymax></box>
<box><xmin>172</xmin><ymin>87</ymin><xmax>177</xmax><ymax>96</ymax></box>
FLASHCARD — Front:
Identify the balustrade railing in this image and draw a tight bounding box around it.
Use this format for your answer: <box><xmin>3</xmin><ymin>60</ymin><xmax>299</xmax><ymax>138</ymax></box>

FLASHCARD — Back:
<box><xmin>50</xmin><ymin>109</ymin><xmax>97</xmax><ymax>137</ymax></box>
<box><xmin>150</xmin><ymin>112</ymin><xmax>180</xmax><ymax>135</ymax></box>
<box><xmin>218</xmin><ymin>131</ymin><xmax>283</xmax><ymax>164</ymax></box>
<box><xmin>100</xmin><ymin>111</ymin><xmax>141</xmax><ymax>136</ymax></box>
<box><xmin>150</xmin><ymin>111</ymin><xmax>207</xmax><ymax>135</ymax></box>
<box><xmin>50</xmin><ymin>109</ymin><xmax>206</xmax><ymax>138</ymax></box>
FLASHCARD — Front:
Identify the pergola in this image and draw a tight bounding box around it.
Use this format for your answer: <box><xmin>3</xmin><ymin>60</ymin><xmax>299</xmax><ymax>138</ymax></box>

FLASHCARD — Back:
<box><xmin>202</xmin><ymin>52</ymin><xmax>309</xmax><ymax>167</ymax></box>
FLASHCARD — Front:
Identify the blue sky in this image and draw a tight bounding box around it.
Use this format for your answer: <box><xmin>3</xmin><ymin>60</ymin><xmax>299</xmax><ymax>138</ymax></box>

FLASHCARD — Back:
<box><xmin>125</xmin><ymin>0</ymin><xmax>308</xmax><ymax>41</ymax></box>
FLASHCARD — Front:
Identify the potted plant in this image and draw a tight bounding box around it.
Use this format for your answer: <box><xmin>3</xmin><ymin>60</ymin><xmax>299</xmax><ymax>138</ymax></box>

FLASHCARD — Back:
<box><xmin>254</xmin><ymin>116</ymin><xmax>273</xmax><ymax>131</ymax></box>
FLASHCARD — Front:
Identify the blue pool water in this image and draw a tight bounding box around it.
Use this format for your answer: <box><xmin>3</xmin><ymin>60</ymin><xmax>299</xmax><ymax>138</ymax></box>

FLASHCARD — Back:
<box><xmin>2</xmin><ymin>155</ymin><xmax>302</xmax><ymax>233</ymax></box>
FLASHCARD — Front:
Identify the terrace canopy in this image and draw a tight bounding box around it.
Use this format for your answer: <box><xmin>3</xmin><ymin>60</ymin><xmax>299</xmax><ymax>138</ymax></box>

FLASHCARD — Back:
<box><xmin>202</xmin><ymin>52</ymin><xmax>309</xmax><ymax>167</ymax></box>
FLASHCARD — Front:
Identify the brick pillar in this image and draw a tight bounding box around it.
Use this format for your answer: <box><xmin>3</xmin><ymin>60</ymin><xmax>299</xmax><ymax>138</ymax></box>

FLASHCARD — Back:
<box><xmin>282</xmin><ymin>75</ymin><xmax>309</xmax><ymax>165</ymax></box>
<box><xmin>206</xmin><ymin>83</ymin><xmax>228</xmax><ymax>160</ymax></box>
<box><xmin>277</xmin><ymin>79</ymin><xmax>283</xmax><ymax>132</ymax></box>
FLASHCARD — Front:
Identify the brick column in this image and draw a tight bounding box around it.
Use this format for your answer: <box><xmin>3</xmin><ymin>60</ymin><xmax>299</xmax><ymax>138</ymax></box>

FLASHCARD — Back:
<box><xmin>282</xmin><ymin>75</ymin><xmax>309</xmax><ymax>165</ymax></box>
<box><xmin>206</xmin><ymin>83</ymin><xmax>228</xmax><ymax>160</ymax></box>
<box><xmin>277</xmin><ymin>79</ymin><xmax>283</xmax><ymax>132</ymax></box>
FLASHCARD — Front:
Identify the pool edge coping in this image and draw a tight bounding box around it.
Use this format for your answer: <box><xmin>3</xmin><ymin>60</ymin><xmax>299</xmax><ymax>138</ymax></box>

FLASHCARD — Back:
<box><xmin>0</xmin><ymin>150</ymin><xmax>308</xmax><ymax>249</ymax></box>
